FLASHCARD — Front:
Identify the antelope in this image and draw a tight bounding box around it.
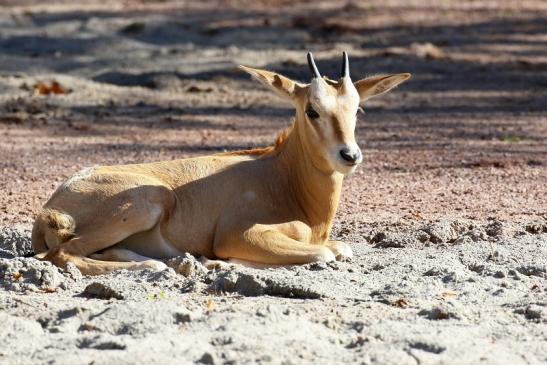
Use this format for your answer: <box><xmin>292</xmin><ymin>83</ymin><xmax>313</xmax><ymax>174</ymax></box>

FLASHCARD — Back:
<box><xmin>32</xmin><ymin>52</ymin><xmax>410</xmax><ymax>275</ymax></box>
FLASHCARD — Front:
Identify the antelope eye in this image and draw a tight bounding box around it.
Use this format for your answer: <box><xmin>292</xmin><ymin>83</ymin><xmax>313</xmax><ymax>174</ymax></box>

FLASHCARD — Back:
<box><xmin>306</xmin><ymin>109</ymin><xmax>319</xmax><ymax>119</ymax></box>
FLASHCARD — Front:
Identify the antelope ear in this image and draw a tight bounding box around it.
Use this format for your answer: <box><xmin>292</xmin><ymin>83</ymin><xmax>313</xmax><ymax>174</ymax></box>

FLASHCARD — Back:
<box><xmin>354</xmin><ymin>73</ymin><xmax>411</xmax><ymax>101</ymax></box>
<box><xmin>239</xmin><ymin>65</ymin><xmax>301</xmax><ymax>101</ymax></box>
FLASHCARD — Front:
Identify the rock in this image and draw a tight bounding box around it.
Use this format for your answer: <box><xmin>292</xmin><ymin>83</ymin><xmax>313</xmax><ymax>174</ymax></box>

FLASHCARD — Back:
<box><xmin>78</xmin><ymin>334</ymin><xmax>126</xmax><ymax>350</ymax></box>
<box><xmin>174</xmin><ymin>311</ymin><xmax>193</xmax><ymax>324</ymax></box>
<box><xmin>423</xmin><ymin>267</ymin><xmax>447</xmax><ymax>277</ymax></box>
<box><xmin>119</xmin><ymin>22</ymin><xmax>145</xmax><ymax>34</ymax></box>
<box><xmin>442</xmin><ymin>271</ymin><xmax>465</xmax><ymax>283</ymax></box>
<box><xmin>493</xmin><ymin>270</ymin><xmax>506</xmax><ymax>278</ymax></box>
<box><xmin>422</xmin><ymin>220</ymin><xmax>473</xmax><ymax>244</ymax></box>
<box><xmin>454</xmin><ymin>228</ymin><xmax>488</xmax><ymax>244</ymax></box>
<box><xmin>485</xmin><ymin>221</ymin><xmax>504</xmax><ymax>237</ymax></box>
<box><xmin>198</xmin><ymin>352</ymin><xmax>216</xmax><ymax>365</ymax></box>
<box><xmin>308</xmin><ymin>261</ymin><xmax>328</xmax><ymax>271</ymax></box>
<box><xmin>167</xmin><ymin>253</ymin><xmax>208</xmax><ymax>278</ymax></box>
<box><xmin>418</xmin><ymin>304</ymin><xmax>460</xmax><ymax>320</ymax></box>
<box><xmin>408</xmin><ymin>340</ymin><xmax>446</xmax><ymax>354</ymax></box>
<box><xmin>82</xmin><ymin>282</ymin><xmax>125</xmax><ymax>300</ymax></box>
<box><xmin>514</xmin><ymin>304</ymin><xmax>545</xmax><ymax>322</ymax></box>
<box><xmin>210</xmin><ymin>269</ymin><xmax>321</xmax><ymax>299</ymax></box>
<box><xmin>524</xmin><ymin>221</ymin><xmax>547</xmax><ymax>234</ymax></box>
<box><xmin>508</xmin><ymin>269</ymin><xmax>522</xmax><ymax>280</ymax></box>
<box><xmin>64</xmin><ymin>262</ymin><xmax>82</xmax><ymax>280</ymax></box>
<box><xmin>0</xmin><ymin>257</ymin><xmax>64</xmax><ymax>292</ymax></box>
<box><xmin>516</xmin><ymin>265</ymin><xmax>546</xmax><ymax>278</ymax></box>
<box><xmin>146</xmin><ymin>267</ymin><xmax>177</xmax><ymax>282</ymax></box>
<box><xmin>371</xmin><ymin>231</ymin><xmax>424</xmax><ymax>248</ymax></box>
<box><xmin>524</xmin><ymin>305</ymin><xmax>545</xmax><ymax>321</ymax></box>
<box><xmin>0</xmin><ymin>226</ymin><xmax>32</xmax><ymax>258</ymax></box>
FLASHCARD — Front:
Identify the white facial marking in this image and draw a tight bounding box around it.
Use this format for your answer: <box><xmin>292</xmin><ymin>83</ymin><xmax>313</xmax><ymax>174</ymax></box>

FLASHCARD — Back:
<box><xmin>307</xmin><ymin>77</ymin><xmax>363</xmax><ymax>175</ymax></box>
<box><xmin>61</xmin><ymin>167</ymin><xmax>95</xmax><ymax>190</ymax></box>
<box><xmin>310</xmin><ymin>79</ymin><xmax>336</xmax><ymax>112</ymax></box>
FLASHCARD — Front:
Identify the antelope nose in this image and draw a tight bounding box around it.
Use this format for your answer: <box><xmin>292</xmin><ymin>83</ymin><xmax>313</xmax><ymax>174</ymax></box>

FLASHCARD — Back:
<box><xmin>339</xmin><ymin>147</ymin><xmax>361</xmax><ymax>164</ymax></box>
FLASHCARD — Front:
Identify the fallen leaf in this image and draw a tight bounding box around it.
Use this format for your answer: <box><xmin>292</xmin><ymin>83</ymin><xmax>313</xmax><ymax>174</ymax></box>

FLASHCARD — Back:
<box><xmin>410</xmin><ymin>42</ymin><xmax>446</xmax><ymax>60</ymax></box>
<box><xmin>12</xmin><ymin>272</ymin><xmax>22</xmax><ymax>281</ymax></box>
<box><xmin>33</xmin><ymin>81</ymin><xmax>67</xmax><ymax>95</ymax></box>
<box><xmin>440</xmin><ymin>290</ymin><xmax>459</xmax><ymax>299</ymax></box>
<box><xmin>49</xmin><ymin>81</ymin><xmax>66</xmax><ymax>94</ymax></box>
<box><xmin>206</xmin><ymin>298</ymin><xmax>215</xmax><ymax>312</ymax></box>
<box><xmin>392</xmin><ymin>298</ymin><xmax>409</xmax><ymax>308</ymax></box>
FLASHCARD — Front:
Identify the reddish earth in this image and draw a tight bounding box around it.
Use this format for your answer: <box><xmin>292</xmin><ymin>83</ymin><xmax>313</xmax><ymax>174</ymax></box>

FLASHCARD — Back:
<box><xmin>0</xmin><ymin>0</ymin><xmax>545</xmax><ymax>229</ymax></box>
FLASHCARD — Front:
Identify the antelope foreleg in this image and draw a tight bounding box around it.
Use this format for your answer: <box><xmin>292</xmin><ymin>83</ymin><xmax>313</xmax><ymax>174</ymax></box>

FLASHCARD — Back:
<box><xmin>214</xmin><ymin>226</ymin><xmax>335</xmax><ymax>265</ymax></box>
<box><xmin>324</xmin><ymin>240</ymin><xmax>353</xmax><ymax>261</ymax></box>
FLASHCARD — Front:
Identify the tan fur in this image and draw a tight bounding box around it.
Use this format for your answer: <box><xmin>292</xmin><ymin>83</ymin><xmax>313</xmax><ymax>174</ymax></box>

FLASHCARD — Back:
<box><xmin>32</xmin><ymin>57</ymin><xmax>410</xmax><ymax>275</ymax></box>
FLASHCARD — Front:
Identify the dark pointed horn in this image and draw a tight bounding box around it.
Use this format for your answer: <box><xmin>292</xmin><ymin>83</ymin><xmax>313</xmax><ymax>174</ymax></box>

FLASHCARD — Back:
<box><xmin>341</xmin><ymin>51</ymin><xmax>349</xmax><ymax>79</ymax></box>
<box><xmin>307</xmin><ymin>52</ymin><xmax>321</xmax><ymax>79</ymax></box>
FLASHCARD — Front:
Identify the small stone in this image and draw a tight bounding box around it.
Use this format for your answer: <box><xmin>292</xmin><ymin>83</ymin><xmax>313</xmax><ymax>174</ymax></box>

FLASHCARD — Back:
<box><xmin>352</xmin><ymin>321</ymin><xmax>366</xmax><ymax>333</ymax></box>
<box><xmin>166</xmin><ymin>253</ymin><xmax>208</xmax><ymax>278</ymax></box>
<box><xmin>198</xmin><ymin>352</ymin><xmax>216</xmax><ymax>365</ymax></box>
<box><xmin>78</xmin><ymin>335</ymin><xmax>126</xmax><ymax>350</ymax></box>
<box><xmin>65</xmin><ymin>262</ymin><xmax>82</xmax><ymax>280</ymax></box>
<box><xmin>0</xmin><ymin>257</ymin><xmax>64</xmax><ymax>292</ymax></box>
<box><xmin>419</xmin><ymin>304</ymin><xmax>459</xmax><ymax>320</ymax></box>
<box><xmin>524</xmin><ymin>305</ymin><xmax>544</xmax><ymax>321</ymax></box>
<box><xmin>308</xmin><ymin>262</ymin><xmax>328</xmax><ymax>271</ymax></box>
<box><xmin>422</xmin><ymin>219</ymin><xmax>472</xmax><ymax>244</ymax></box>
<box><xmin>493</xmin><ymin>270</ymin><xmax>506</xmax><ymax>278</ymax></box>
<box><xmin>0</xmin><ymin>227</ymin><xmax>32</xmax><ymax>259</ymax></box>
<box><xmin>174</xmin><ymin>311</ymin><xmax>192</xmax><ymax>324</ymax></box>
<box><xmin>82</xmin><ymin>282</ymin><xmax>124</xmax><ymax>300</ymax></box>
<box><xmin>485</xmin><ymin>221</ymin><xmax>504</xmax><ymax>237</ymax></box>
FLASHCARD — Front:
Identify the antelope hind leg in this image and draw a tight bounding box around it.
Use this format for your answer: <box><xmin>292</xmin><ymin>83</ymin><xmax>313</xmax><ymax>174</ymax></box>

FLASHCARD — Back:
<box><xmin>40</xmin><ymin>245</ymin><xmax>165</xmax><ymax>276</ymax></box>
<box><xmin>214</xmin><ymin>225</ymin><xmax>336</xmax><ymax>265</ymax></box>
<box><xmin>37</xmin><ymin>206</ymin><xmax>168</xmax><ymax>275</ymax></box>
<box><xmin>90</xmin><ymin>248</ymin><xmax>167</xmax><ymax>270</ymax></box>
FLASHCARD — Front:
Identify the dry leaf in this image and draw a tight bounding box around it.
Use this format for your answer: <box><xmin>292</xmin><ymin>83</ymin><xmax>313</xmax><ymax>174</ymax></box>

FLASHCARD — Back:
<box><xmin>33</xmin><ymin>81</ymin><xmax>67</xmax><ymax>95</ymax></box>
<box><xmin>392</xmin><ymin>298</ymin><xmax>409</xmax><ymax>308</ymax></box>
<box><xmin>12</xmin><ymin>272</ymin><xmax>22</xmax><ymax>281</ymax></box>
<box><xmin>206</xmin><ymin>298</ymin><xmax>215</xmax><ymax>312</ymax></box>
<box><xmin>49</xmin><ymin>81</ymin><xmax>66</xmax><ymax>94</ymax></box>
<box><xmin>42</xmin><ymin>287</ymin><xmax>57</xmax><ymax>293</ymax></box>
<box><xmin>440</xmin><ymin>290</ymin><xmax>459</xmax><ymax>299</ymax></box>
<box><xmin>410</xmin><ymin>42</ymin><xmax>446</xmax><ymax>60</ymax></box>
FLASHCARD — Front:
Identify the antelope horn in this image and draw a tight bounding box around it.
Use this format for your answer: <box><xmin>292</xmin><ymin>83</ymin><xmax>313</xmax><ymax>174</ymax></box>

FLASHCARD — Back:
<box><xmin>341</xmin><ymin>51</ymin><xmax>349</xmax><ymax>79</ymax></box>
<box><xmin>307</xmin><ymin>52</ymin><xmax>321</xmax><ymax>79</ymax></box>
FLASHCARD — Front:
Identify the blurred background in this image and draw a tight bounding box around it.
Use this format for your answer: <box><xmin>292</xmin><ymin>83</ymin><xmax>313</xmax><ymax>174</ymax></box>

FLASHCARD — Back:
<box><xmin>0</xmin><ymin>0</ymin><xmax>545</xmax><ymax>230</ymax></box>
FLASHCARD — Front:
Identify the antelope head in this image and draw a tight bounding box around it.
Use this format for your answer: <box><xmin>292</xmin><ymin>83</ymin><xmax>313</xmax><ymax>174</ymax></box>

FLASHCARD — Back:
<box><xmin>240</xmin><ymin>52</ymin><xmax>410</xmax><ymax>175</ymax></box>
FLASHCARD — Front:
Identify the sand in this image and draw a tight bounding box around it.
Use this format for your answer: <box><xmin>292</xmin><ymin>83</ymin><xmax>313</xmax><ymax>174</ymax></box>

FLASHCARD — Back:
<box><xmin>0</xmin><ymin>1</ymin><xmax>546</xmax><ymax>364</ymax></box>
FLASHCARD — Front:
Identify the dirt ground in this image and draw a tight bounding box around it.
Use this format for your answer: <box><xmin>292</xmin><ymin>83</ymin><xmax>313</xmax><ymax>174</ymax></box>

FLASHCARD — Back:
<box><xmin>0</xmin><ymin>1</ymin><xmax>546</xmax><ymax>364</ymax></box>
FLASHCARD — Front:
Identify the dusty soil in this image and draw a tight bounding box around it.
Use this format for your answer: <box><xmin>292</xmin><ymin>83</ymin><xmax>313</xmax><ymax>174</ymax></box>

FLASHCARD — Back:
<box><xmin>0</xmin><ymin>1</ymin><xmax>546</xmax><ymax>364</ymax></box>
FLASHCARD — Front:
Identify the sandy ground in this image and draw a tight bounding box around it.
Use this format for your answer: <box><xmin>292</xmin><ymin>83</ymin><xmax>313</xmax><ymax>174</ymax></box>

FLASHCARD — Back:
<box><xmin>0</xmin><ymin>1</ymin><xmax>546</xmax><ymax>364</ymax></box>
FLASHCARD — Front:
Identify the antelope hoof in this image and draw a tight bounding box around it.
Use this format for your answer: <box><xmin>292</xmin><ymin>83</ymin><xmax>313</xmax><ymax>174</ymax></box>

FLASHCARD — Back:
<box><xmin>315</xmin><ymin>246</ymin><xmax>336</xmax><ymax>263</ymax></box>
<box><xmin>199</xmin><ymin>257</ymin><xmax>233</xmax><ymax>271</ymax></box>
<box><xmin>143</xmin><ymin>260</ymin><xmax>168</xmax><ymax>271</ymax></box>
<box><xmin>34</xmin><ymin>252</ymin><xmax>48</xmax><ymax>260</ymax></box>
<box><xmin>327</xmin><ymin>241</ymin><xmax>353</xmax><ymax>261</ymax></box>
